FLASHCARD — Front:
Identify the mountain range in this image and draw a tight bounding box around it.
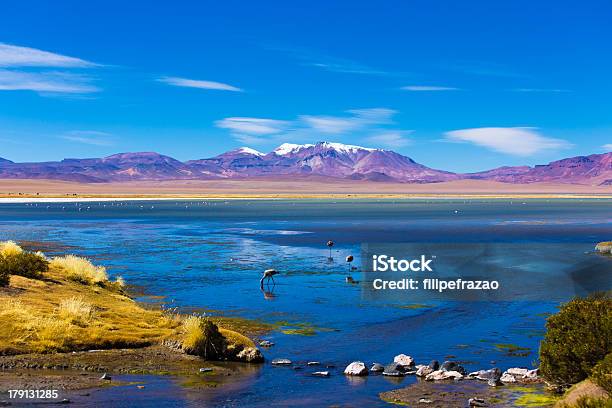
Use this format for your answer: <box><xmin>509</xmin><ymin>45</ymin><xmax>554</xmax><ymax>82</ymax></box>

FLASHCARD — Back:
<box><xmin>0</xmin><ymin>142</ymin><xmax>610</xmax><ymax>185</ymax></box>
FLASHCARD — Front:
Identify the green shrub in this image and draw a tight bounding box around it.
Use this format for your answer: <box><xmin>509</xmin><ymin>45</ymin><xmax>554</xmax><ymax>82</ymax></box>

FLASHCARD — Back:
<box><xmin>591</xmin><ymin>353</ymin><xmax>612</xmax><ymax>394</ymax></box>
<box><xmin>566</xmin><ymin>396</ymin><xmax>612</xmax><ymax>408</ymax></box>
<box><xmin>540</xmin><ymin>293</ymin><xmax>612</xmax><ymax>386</ymax></box>
<box><xmin>0</xmin><ymin>252</ymin><xmax>49</xmax><ymax>280</ymax></box>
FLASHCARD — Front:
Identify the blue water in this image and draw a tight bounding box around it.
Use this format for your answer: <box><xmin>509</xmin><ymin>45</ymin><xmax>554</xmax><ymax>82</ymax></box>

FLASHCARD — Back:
<box><xmin>0</xmin><ymin>199</ymin><xmax>610</xmax><ymax>407</ymax></box>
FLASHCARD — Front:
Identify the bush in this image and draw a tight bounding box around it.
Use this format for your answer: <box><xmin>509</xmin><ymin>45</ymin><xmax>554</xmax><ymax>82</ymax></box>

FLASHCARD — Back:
<box><xmin>49</xmin><ymin>255</ymin><xmax>108</xmax><ymax>285</ymax></box>
<box><xmin>181</xmin><ymin>316</ymin><xmax>226</xmax><ymax>360</ymax></box>
<box><xmin>0</xmin><ymin>241</ymin><xmax>23</xmax><ymax>257</ymax></box>
<box><xmin>591</xmin><ymin>353</ymin><xmax>612</xmax><ymax>394</ymax></box>
<box><xmin>0</xmin><ymin>252</ymin><xmax>49</xmax><ymax>280</ymax></box>
<box><xmin>540</xmin><ymin>293</ymin><xmax>612</xmax><ymax>386</ymax></box>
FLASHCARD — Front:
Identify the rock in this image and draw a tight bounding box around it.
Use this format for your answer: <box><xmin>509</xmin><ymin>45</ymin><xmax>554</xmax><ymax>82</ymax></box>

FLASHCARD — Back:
<box><xmin>468</xmin><ymin>397</ymin><xmax>487</xmax><ymax>407</ymax></box>
<box><xmin>271</xmin><ymin>358</ymin><xmax>292</xmax><ymax>365</ymax></box>
<box><xmin>428</xmin><ymin>360</ymin><xmax>440</xmax><ymax>370</ymax></box>
<box><xmin>382</xmin><ymin>362</ymin><xmax>406</xmax><ymax>377</ymax></box>
<box><xmin>468</xmin><ymin>368</ymin><xmax>501</xmax><ymax>381</ymax></box>
<box><xmin>59</xmin><ymin>399</ymin><xmax>71</xmax><ymax>404</ymax></box>
<box><xmin>99</xmin><ymin>373</ymin><xmax>111</xmax><ymax>381</ymax></box>
<box><xmin>137</xmin><ymin>385</ymin><xmax>145</xmax><ymax>389</ymax></box>
<box><xmin>440</xmin><ymin>361</ymin><xmax>466</xmax><ymax>375</ymax></box>
<box><xmin>425</xmin><ymin>370</ymin><xmax>464</xmax><ymax>381</ymax></box>
<box><xmin>237</xmin><ymin>347</ymin><xmax>264</xmax><ymax>363</ymax></box>
<box><xmin>259</xmin><ymin>340</ymin><xmax>274</xmax><ymax>347</ymax></box>
<box><xmin>307</xmin><ymin>361</ymin><xmax>320</xmax><ymax>366</ymax></box>
<box><xmin>393</xmin><ymin>354</ymin><xmax>415</xmax><ymax>368</ymax></box>
<box><xmin>344</xmin><ymin>361</ymin><xmax>368</xmax><ymax>376</ymax></box>
<box><xmin>199</xmin><ymin>367</ymin><xmax>213</xmax><ymax>373</ymax></box>
<box><xmin>419</xmin><ymin>398</ymin><xmax>433</xmax><ymax>404</ymax></box>
<box><xmin>312</xmin><ymin>371</ymin><xmax>330</xmax><ymax>377</ymax></box>
<box><xmin>500</xmin><ymin>367</ymin><xmax>539</xmax><ymax>383</ymax></box>
<box><xmin>487</xmin><ymin>378</ymin><xmax>503</xmax><ymax>387</ymax></box>
<box><xmin>416</xmin><ymin>365</ymin><xmax>434</xmax><ymax>377</ymax></box>
<box><xmin>370</xmin><ymin>362</ymin><xmax>385</xmax><ymax>372</ymax></box>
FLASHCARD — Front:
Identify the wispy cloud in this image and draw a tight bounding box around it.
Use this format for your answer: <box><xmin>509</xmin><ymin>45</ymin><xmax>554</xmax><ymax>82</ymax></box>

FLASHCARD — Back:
<box><xmin>0</xmin><ymin>43</ymin><xmax>100</xmax><ymax>96</ymax></box>
<box><xmin>444</xmin><ymin>127</ymin><xmax>572</xmax><ymax>156</ymax></box>
<box><xmin>602</xmin><ymin>144</ymin><xmax>612</xmax><ymax>151</ymax></box>
<box><xmin>401</xmin><ymin>85</ymin><xmax>460</xmax><ymax>92</ymax></box>
<box><xmin>367</xmin><ymin>131</ymin><xmax>413</xmax><ymax>148</ymax></box>
<box><xmin>60</xmin><ymin>130</ymin><xmax>114</xmax><ymax>146</ymax></box>
<box><xmin>0</xmin><ymin>43</ymin><xmax>97</xmax><ymax>68</ymax></box>
<box><xmin>215</xmin><ymin>117</ymin><xmax>291</xmax><ymax>135</ymax></box>
<box><xmin>0</xmin><ymin>70</ymin><xmax>99</xmax><ymax>94</ymax></box>
<box><xmin>215</xmin><ymin>108</ymin><xmax>405</xmax><ymax>147</ymax></box>
<box><xmin>300</xmin><ymin>108</ymin><xmax>396</xmax><ymax>134</ymax></box>
<box><xmin>158</xmin><ymin>76</ymin><xmax>243</xmax><ymax>92</ymax></box>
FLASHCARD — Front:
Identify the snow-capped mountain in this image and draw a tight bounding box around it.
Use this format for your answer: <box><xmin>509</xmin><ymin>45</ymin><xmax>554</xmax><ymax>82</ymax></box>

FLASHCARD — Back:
<box><xmin>0</xmin><ymin>143</ymin><xmax>610</xmax><ymax>185</ymax></box>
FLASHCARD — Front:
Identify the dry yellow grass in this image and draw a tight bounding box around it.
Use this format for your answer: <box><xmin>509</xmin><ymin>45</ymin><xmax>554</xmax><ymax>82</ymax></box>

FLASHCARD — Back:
<box><xmin>0</xmin><ymin>251</ymin><xmax>260</xmax><ymax>357</ymax></box>
<box><xmin>58</xmin><ymin>297</ymin><xmax>95</xmax><ymax>326</ymax></box>
<box><xmin>0</xmin><ymin>240</ymin><xmax>23</xmax><ymax>257</ymax></box>
<box><xmin>49</xmin><ymin>255</ymin><xmax>108</xmax><ymax>285</ymax></box>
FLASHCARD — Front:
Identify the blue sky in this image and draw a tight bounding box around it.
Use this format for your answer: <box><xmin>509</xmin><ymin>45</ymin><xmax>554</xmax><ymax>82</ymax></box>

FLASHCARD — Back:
<box><xmin>0</xmin><ymin>0</ymin><xmax>610</xmax><ymax>172</ymax></box>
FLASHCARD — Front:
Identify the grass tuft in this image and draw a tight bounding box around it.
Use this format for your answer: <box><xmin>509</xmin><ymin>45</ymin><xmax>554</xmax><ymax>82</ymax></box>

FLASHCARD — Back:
<box><xmin>0</xmin><ymin>240</ymin><xmax>23</xmax><ymax>257</ymax></box>
<box><xmin>58</xmin><ymin>296</ymin><xmax>95</xmax><ymax>326</ymax></box>
<box><xmin>50</xmin><ymin>255</ymin><xmax>108</xmax><ymax>285</ymax></box>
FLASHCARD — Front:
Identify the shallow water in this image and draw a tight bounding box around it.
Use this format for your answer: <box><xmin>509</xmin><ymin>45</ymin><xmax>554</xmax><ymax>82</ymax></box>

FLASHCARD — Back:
<box><xmin>0</xmin><ymin>199</ymin><xmax>610</xmax><ymax>407</ymax></box>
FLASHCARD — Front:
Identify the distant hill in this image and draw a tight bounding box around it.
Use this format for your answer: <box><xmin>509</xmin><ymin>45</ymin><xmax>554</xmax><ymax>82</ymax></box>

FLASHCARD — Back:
<box><xmin>0</xmin><ymin>143</ymin><xmax>610</xmax><ymax>185</ymax></box>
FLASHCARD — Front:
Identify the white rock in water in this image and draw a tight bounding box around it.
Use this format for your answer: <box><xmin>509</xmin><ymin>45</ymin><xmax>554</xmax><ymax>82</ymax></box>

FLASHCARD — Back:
<box><xmin>393</xmin><ymin>354</ymin><xmax>415</xmax><ymax>367</ymax></box>
<box><xmin>271</xmin><ymin>358</ymin><xmax>292</xmax><ymax>365</ymax></box>
<box><xmin>312</xmin><ymin>371</ymin><xmax>330</xmax><ymax>377</ymax></box>
<box><xmin>500</xmin><ymin>372</ymin><xmax>517</xmax><ymax>383</ymax></box>
<box><xmin>344</xmin><ymin>361</ymin><xmax>368</xmax><ymax>376</ymax></box>
<box><xmin>416</xmin><ymin>365</ymin><xmax>434</xmax><ymax>377</ymax></box>
<box><xmin>425</xmin><ymin>370</ymin><xmax>464</xmax><ymax>381</ymax></box>
<box><xmin>506</xmin><ymin>367</ymin><xmax>530</xmax><ymax>377</ymax></box>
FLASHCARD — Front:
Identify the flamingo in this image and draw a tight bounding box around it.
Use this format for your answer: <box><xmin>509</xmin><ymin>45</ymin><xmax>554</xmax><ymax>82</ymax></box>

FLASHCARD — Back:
<box><xmin>326</xmin><ymin>240</ymin><xmax>334</xmax><ymax>258</ymax></box>
<box><xmin>260</xmin><ymin>268</ymin><xmax>279</xmax><ymax>289</ymax></box>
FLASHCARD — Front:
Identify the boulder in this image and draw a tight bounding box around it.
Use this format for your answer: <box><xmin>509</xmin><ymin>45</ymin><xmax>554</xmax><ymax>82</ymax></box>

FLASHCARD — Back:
<box><xmin>344</xmin><ymin>361</ymin><xmax>368</xmax><ymax>376</ymax></box>
<box><xmin>419</xmin><ymin>398</ymin><xmax>433</xmax><ymax>404</ymax></box>
<box><xmin>416</xmin><ymin>365</ymin><xmax>434</xmax><ymax>377</ymax></box>
<box><xmin>440</xmin><ymin>361</ymin><xmax>466</xmax><ymax>375</ymax></box>
<box><xmin>312</xmin><ymin>371</ymin><xmax>330</xmax><ymax>377</ymax></box>
<box><xmin>500</xmin><ymin>372</ymin><xmax>517</xmax><ymax>383</ymax></box>
<box><xmin>487</xmin><ymin>378</ymin><xmax>503</xmax><ymax>387</ymax></box>
<box><xmin>428</xmin><ymin>360</ymin><xmax>440</xmax><ymax>370</ymax></box>
<box><xmin>307</xmin><ymin>361</ymin><xmax>320</xmax><ymax>366</ymax></box>
<box><xmin>468</xmin><ymin>397</ymin><xmax>487</xmax><ymax>407</ymax></box>
<box><xmin>467</xmin><ymin>368</ymin><xmax>501</xmax><ymax>381</ymax></box>
<box><xmin>236</xmin><ymin>347</ymin><xmax>264</xmax><ymax>363</ymax></box>
<box><xmin>199</xmin><ymin>367</ymin><xmax>213</xmax><ymax>373</ymax></box>
<box><xmin>425</xmin><ymin>370</ymin><xmax>464</xmax><ymax>381</ymax></box>
<box><xmin>99</xmin><ymin>373</ymin><xmax>111</xmax><ymax>381</ymax></box>
<box><xmin>271</xmin><ymin>358</ymin><xmax>292</xmax><ymax>365</ymax></box>
<box><xmin>370</xmin><ymin>362</ymin><xmax>385</xmax><ymax>372</ymax></box>
<box><xmin>259</xmin><ymin>340</ymin><xmax>274</xmax><ymax>347</ymax></box>
<box><xmin>393</xmin><ymin>354</ymin><xmax>415</xmax><ymax>368</ymax></box>
<box><xmin>501</xmin><ymin>367</ymin><xmax>539</xmax><ymax>383</ymax></box>
<box><xmin>383</xmin><ymin>362</ymin><xmax>406</xmax><ymax>377</ymax></box>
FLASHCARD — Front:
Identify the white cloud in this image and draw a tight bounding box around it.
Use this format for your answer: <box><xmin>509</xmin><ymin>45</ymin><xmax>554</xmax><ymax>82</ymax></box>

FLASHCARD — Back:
<box><xmin>444</xmin><ymin>127</ymin><xmax>572</xmax><ymax>156</ymax></box>
<box><xmin>0</xmin><ymin>70</ymin><xmax>99</xmax><ymax>94</ymax></box>
<box><xmin>401</xmin><ymin>85</ymin><xmax>459</xmax><ymax>91</ymax></box>
<box><xmin>159</xmin><ymin>76</ymin><xmax>242</xmax><ymax>92</ymax></box>
<box><xmin>602</xmin><ymin>144</ymin><xmax>612</xmax><ymax>151</ymax></box>
<box><xmin>0</xmin><ymin>43</ymin><xmax>97</xmax><ymax>68</ymax></box>
<box><xmin>300</xmin><ymin>108</ymin><xmax>397</xmax><ymax>134</ymax></box>
<box><xmin>215</xmin><ymin>117</ymin><xmax>290</xmax><ymax>135</ymax></box>
<box><xmin>61</xmin><ymin>130</ymin><xmax>114</xmax><ymax>146</ymax></box>
<box><xmin>367</xmin><ymin>131</ymin><xmax>413</xmax><ymax>148</ymax></box>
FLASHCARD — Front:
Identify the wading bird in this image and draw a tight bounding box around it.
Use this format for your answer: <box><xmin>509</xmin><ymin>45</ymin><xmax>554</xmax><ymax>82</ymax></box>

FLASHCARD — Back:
<box><xmin>260</xmin><ymin>268</ymin><xmax>279</xmax><ymax>289</ymax></box>
<box><xmin>327</xmin><ymin>240</ymin><xmax>334</xmax><ymax>258</ymax></box>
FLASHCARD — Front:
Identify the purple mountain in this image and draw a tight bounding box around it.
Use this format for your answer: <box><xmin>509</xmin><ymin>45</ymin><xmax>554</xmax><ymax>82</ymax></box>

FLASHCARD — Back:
<box><xmin>466</xmin><ymin>152</ymin><xmax>612</xmax><ymax>185</ymax></box>
<box><xmin>0</xmin><ymin>143</ymin><xmax>610</xmax><ymax>185</ymax></box>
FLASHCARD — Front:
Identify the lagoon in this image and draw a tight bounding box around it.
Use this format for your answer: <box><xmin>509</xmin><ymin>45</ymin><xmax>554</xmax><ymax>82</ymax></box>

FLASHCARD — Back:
<box><xmin>0</xmin><ymin>199</ymin><xmax>610</xmax><ymax>406</ymax></box>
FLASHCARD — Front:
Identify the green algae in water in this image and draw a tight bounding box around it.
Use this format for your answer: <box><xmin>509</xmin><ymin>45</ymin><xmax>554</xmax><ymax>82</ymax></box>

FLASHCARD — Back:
<box><xmin>274</xmin><ymin>320</ymin><xmax>337</xmax><ymax>336</ymax></box>
<box><xmin>495</xmin><ymin>343</ymin><xmax>532</xmax><ymax>356</ymax></box>
<box><xmin>511</xmin><ymin>386</ymin><xmax>559</xmax><ymax>407</ymax></box>
<box><xmin>396</xmin><ymin>304</ymin><xmax>432</xmax><ymax>309</ymax></box>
